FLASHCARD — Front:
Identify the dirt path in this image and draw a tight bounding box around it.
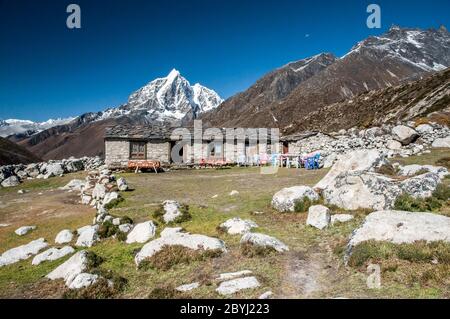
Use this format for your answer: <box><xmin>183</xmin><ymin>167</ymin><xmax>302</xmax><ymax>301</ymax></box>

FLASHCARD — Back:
<box><xmin>280</xmin><ymin>241</ymin><xmax>340</xmax><ymax>298</ymax></box>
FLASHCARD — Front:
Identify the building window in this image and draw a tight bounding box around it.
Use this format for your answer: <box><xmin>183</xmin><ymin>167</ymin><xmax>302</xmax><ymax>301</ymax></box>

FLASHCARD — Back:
<box><xmin>130</xmin><ymin>141</ymin><xmax>146</xmax><ymax>160</ymax></box>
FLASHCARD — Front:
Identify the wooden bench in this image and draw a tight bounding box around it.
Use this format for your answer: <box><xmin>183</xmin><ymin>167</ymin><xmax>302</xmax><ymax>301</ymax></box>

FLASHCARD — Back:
<box><xmin>128</xmin><ymin>160</ymin><xmax>161</xmax><ymax>173</ymax></box>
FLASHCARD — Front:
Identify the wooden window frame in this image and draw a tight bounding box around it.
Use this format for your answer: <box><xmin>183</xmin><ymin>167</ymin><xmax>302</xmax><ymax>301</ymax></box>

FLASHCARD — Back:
<box><xmin>129</xmin><ymin>141</ymin><xmax>147</xmax><ymax>160</ymax></box>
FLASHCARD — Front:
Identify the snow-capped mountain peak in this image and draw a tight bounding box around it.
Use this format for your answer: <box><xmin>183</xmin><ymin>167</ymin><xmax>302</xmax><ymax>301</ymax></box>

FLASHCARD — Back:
<box><xmin>106</xmin><ymin>69</ymin><xmax>223</xmax><ymax>122</ymax></box>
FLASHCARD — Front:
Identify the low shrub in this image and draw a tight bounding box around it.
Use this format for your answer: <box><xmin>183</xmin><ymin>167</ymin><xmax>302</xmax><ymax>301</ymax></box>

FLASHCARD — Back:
<box><xmin>63</xmin><ymin>278</ymin><xmax>116</xmax><ymax>299</ymax></box>
<box><xmin>116</xmin><ymin>231</ymin><xmax>127</xmax><ymax>242</ymax></box>
<box><xmin>432</xmin><ymin>183</ymin><xmax>450</xmax><ymax>201</ymax></box>
<box><xmin>120</xmin><ymin>215</ymin><xmax>134</xmax><ymax>225</ymax></box>
<box><xmin>348</xmin><ymin>240</ymin><xmax>450</xmax><ymax>268</ymax></box>
<box><xmin>240</xmin><ymin>242</ymin><xmax>277</xmax><ymax>258</ymax></box>
<box><xmin>104</xmin><ymin>197</ymin><xmax>124</xmax><ymax>210</ymax></box>
<box><xmin>97</xmin><ymin>221</ymin><xmax>119</xmax><ymax>239</ymax></box>
<box><xmin>152</xmin><ymin>204</ymin><xmax>192</xmax><ymax>224</ymax></box>
<box><xmin>139</xmin><ymin>245</ymin><xmax>223</xmax><ymax>271</ymax></box>
<box><xmin>436</xmin><ymin>157</ymin><xmax>450</xmax><ymax>169</ymax></box>
<box><xmin>393</xmin><ymin>194</ymin><xmax>442</xmax><ymax>212</ymax></box>
<box><xmin>294</xmin><ymin>197</ymin><xmax>314</xmax><ymax>213</ymax></box>
<box><xmin>376</xmin><ymin>163</ymin><xmax>398</xmax><ymax>176</ymax></box>
<box><xmin>85</xmin><ymin>251</ymin><xmax>104</xmax><ymax>271</ymax></box>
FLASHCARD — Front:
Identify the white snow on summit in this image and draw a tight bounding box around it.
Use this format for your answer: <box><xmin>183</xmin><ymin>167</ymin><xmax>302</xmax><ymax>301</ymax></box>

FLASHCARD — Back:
<box><xmin>0</xmin><ymin>117</ymin><xmax>75</xmax><ymax>138</ymax></box>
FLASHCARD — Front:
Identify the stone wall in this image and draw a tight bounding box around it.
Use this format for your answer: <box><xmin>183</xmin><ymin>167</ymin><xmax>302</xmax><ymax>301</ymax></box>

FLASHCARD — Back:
<box><xmin>105</xmin><ymin>140</ymin><xmax>129</xmax><ymax>168</ymax></box>
<box><xmin>147</xmin><ymin>141</ymin><xmax>170</xmax><ymax>163</ymax></box>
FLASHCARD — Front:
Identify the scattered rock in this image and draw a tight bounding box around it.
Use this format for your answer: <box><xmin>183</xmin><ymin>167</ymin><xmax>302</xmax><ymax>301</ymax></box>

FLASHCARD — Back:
<box><xmin>387</xmin><ymin>140</ymin><xmax>402</xmax><ymax>150</ymax></box>
<box><xmin>117</xmin><ymin>177</ymin><xmax>129</xmax><ymax>191</ymax></box>
<box><xmin>68</xmin><ymin>273</ymin><xmax>99</xmax><ymax>290</ymax></box>
<box><xmin>118</xmin><ymin>224</ymin><xmax>132</xmax><ymax>233</ymax></box>
<box><xmin>61</xmin><ymin>179</ymin><xmax>85</xmax><ymax>192</ymax></box>
<box><xmin>44</xmin><ymin>163</ymin><xmax>64</xmax><ymax>179</ymax></box>
<box><xmin>400</xmin><ymin>173</ymin><xmax>440</xmax><ymax>199</ymax></box>
<box><xmin>315</xmin><ymin>150</ymin><xmax>385</xmax><ymax>190</ymax></box>
<box><xmin>398</xmin><ymin>165</ymin><xmax>448</xmax><ymax>178</ymax></box>
<box><xmin>162</xmin><ymin>200</ymin><xmax>182</xmax><ymax>223</ymax></box>
<box><xmin>92</xmin><ymin>183</ymin><xmax>107</xmax><ymax>200</ymax></box>
<box><xmin>55</xmin><ymin>230</ymin><xmax>74</xmax><ymax>244</ymax></box>
<box><xmin>75</xmin><ymin>226</ymin><xmax>98</xmax><ymax>247</ymax></box>
<box><xmin>216</xmin><ymin>276</ymin><xmax>260</xmax><ymax>295</ymax></box>
<box><xmin>240</xmin><ymin>233</ymin><xmax>289</xmax><ymax>252</ymax></box>
<box><xmin>229</xmin><ymin>190</ymin><xmax>240</xmax><ymax>196</ymax></box>
<box><xmin>258</xmin><ymin>291</ymin><xmax>273</xmax><ymax>299</ymax></box>
<box><xmin>219</xmin><ymin>218</ymin><xmax>258</xmax><ymax>235</ymax></box>
<box><xmin>15</xmin><ymin>225</ymin><xmax>36</xmax><ymax>236</ymax></box>
<box><xmin>347</xmin><ymin>210</ymin><xmax>450</xmax><ymax>256</ymax></box>
<box><xmin>135</xmin><ymin>227</ymin><xmax>226</xmax><ymax>265</ymax></box>
<box><xmin>102</xmin><ymin>192</ymin><xmax>120</xmax><ymax>207</ymax></box>
<box><xmin>176</xmin><ymin>282</ymin><xmax>200</xmax><ymax>292</ymax></box>
<box><xmin>391</xmin><ymin>125</ymin><xmax>419</xmax><ymax>145</ymax></box>
<box><xmin>1</xmin><ymin>176</ymin><xmax>20</xmax><ymax>188</ymax></box>
<box><xmin>0</xmin><ymin>238</ymin><xmax>48</xmax><ymax>267</ymax></box>
<box><xmin>432</xmin><ymin>136</ymin><xmax>450</xmax><ymax>148</ymax></box>
<box><xmin>47</xmin><ymin>251</ymin><xmax>89</xmax><ymax>287</ymax></box>
<box><xmin>323</xmin><ymin>172</ymin><xmax>401</xmax><ymax>211</ymax></box>
<box><xmin>271</xmin><ymin>186</ymin><xmax>319</xmax><ymax>213</ymax></box>
<box><xmin>126</xmin><ymin>221</ymin><xmax>156</xmax><ymax>244</ymax></box>
<box><xmin>216</xmin><ymin>270</ymin><xmax>253</xmax><ymax>281</ymax></box>
<box><xmin>331</xmin><ymin>214</ymin><xmax>354</xmax><ymax>225</ymax></box>
<box><xmin>112</xmin><ymin>218</ymin><xmax>121</xmax><ymax>226</ymax></box>
<box><xmin>306</xmin><ymin>205</ymin><xmax>331</xmax><ymax>230</ymax></box>
<box><xmin>415</xmin><ymin>124</ymin><xmax>433</xmax><ymax>134</ymax></box>
<box><xmin>32</xmin><ymin>246</ymin><xmax>75</xmax><ymax>265</ymax></box>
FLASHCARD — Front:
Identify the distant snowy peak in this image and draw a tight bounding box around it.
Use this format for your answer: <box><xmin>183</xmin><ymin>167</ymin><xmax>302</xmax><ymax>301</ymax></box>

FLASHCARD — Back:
<box><xmin>0</xmin><ymin>117</ymin><xmax>74</xmax><ymax>138</ymax></box>
<box><xmin>343</xmin><ymin>25</ymin><xmax>450</xmax><ymax>72</ymax></box>
<box><xmin>121</xmin><ymin>69</ymin><xmax>223</xmax><ymax>121</ymax></box>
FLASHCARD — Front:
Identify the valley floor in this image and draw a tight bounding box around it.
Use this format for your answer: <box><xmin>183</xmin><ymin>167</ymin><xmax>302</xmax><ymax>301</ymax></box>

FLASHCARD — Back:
<box><xmin>0</xmin><ymin>150</ymin><xmax>449</xmax><ymax>299</ymax></box>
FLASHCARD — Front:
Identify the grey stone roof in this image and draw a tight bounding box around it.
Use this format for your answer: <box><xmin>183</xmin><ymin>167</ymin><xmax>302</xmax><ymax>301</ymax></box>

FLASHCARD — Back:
<box><xmin>105</xmin><ymin>125</ymin><xmax>280</xmax><ymax>141</ymax></box>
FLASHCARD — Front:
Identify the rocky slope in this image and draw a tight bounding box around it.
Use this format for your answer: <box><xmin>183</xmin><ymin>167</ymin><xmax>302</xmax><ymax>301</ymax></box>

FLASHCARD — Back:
<box><xmin>202</xmin><ymin>26</ymin><xmax>450</xmax><ymax>131</ymax></box>
<box><xmin>0</xmin><ymin>137</ymin><xmax>42</xmax><ymax>165</ymax></box>
<box><xmin>201</xmin><ymin>53</ymin><xmax>337</xmax><ymax>127</ymax></box>
<box><xmin>293</xmin><ymin>68</ymin><xmax>450</xmax><ymax>133</ymax></box>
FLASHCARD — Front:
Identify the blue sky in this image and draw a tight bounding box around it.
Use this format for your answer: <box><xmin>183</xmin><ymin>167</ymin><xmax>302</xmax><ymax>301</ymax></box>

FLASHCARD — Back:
<box><xmin>0</xmin><ymin>0</ymin><xmax>449</xmax><ymax>121</ymax></box>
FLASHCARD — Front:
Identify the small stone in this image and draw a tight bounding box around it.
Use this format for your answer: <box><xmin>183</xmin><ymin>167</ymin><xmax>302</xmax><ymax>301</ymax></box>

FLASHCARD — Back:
<box><xmin>118</xmin><ymin>223</ymin><xmax>132</xmax><ymax>233</ymax></box>
<box><xmin>216</xmin><ymin>276</ymin><xmax>260</xmax><ymax>295</ymax></box>
<box><xmin>55</xmin><ymin>229</ymin><xmax>74</xmax><ymax>244</ymax></box>
<box><xmin>68</xmin><ymin>273</ymin><xmax>99</xmax><ymax>290</ymax></box>
<box><xmin>117</xmin><ymin>177</ymin><xmax>129</xmax><ymax>191</ymax></box>
<box><xmin>75</xmin><ymin>226</ymin><xmax>98</xmax><ymax>247</ymax></box>
<box><xmin>176</xmin><ymin>282</ymin><xmax>200</xmax><ymax>292</ymax></box>
<box><xmin>229</xmin><ymin>190</ymin><xmax>239</xmax><ymax>196</ymax></box>
<box><xmin>216</xmin><ymin>270</ymin><xmax>253</xmax><ymax>281</ymax></box>
<box><xmin>307</xmin><ymin>205</ymin><xmax>331</xmax><ymax>230</ymax></box>
<box><xmin>15</xmin><ymin>226</ymin><xmax>36</xmax><ymax>236</ymax></box>
<box><xmin>258</xmin><ymin>291</ymin><xmax>273</xmax><ymax>299</ymax></box>
<box><xmin>219</xmin><ymin>218</ymin><xmax>258</xmax><ymax>235</ymax></box>
<box><xmin>240</xmin><ymin>233</ymin><xmax>289</xmax><ymax>252</ymax></box>
<box><xmin>32</xmin><ymin>246</ymin><xmax>75</xmax><ymax>265</ymax></box>
<box><xmin>331</xmin><ymin>214</ymin><xmax>354</xmax><ymax>225</ymax></box>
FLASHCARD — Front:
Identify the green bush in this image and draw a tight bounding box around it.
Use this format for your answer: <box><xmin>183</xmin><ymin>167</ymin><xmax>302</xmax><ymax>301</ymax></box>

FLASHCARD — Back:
<box><xmin>394</xmin><ymin>193</ymin><xmax>442</xmax><ymax>212</ymax></box>
<box><xmin>120</xmin><ymin>215</ymin><xmax>134</xmax><ymax>225</ymax></box>
<box><xmin>376</xmin><ymin>163</ymin><xmax>398</xmax><ymax>176</ymax></box>
<box><xmin>294</xmin><ymin>197</ymin><xmax>314</xmax><ymax>213</ymax></box>
<box><xmin>97</xmin><ymin>221</ymin><xmax>119</xmax><ymax>239</ymax></box>
<box><xmin>152</xmin><ymin>204</ymin><xmax>192</xmax><ymax>224</ymax></box>
<box><xmin>85</xmin><ymin>251</ymin><xmax>104</xmax><ymax>271</ymax></box>
<box><xmin>436</xmin><ymin>157</ymin><xmax>450</xmax><ymax>169</ymax></box>
<box><xmin>147</xmin><ymin>285</ymin><xmax>178</xmax><ymax>299</ymax></box>
<box><xmin>63</xmin><ymin>278</ymin><xmax>116</xmax><ymax>299</ymax></box>
<box><xmin>116</xmin><ymin>231</ymin><xmax>127</xmax><ymax>242</ymax></box>
<box><xmin>104</xmin><ymin>197</ymin><xmax>124</xmax><ymax>210</ymax></box>
<box><xmin>432</xmin><ymin>183</ymin><xmax>450</xmax><ymax>201</ymax></box>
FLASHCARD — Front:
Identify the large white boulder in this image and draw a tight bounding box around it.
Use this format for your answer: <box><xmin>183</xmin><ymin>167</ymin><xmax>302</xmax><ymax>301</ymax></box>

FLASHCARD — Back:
<box><xmin>398</xmin><ymin>165</ymin><xmax>448</xmax><ymax>179</ymax></box>
<box><xmin>240</xmin><ymin>233</ymin><xmax>289</xmax><ymax>252</ymax></box>
<box><xmin>216</xmin><ymin>276</ymin><xmax>260</xmax><ymax>295</ymax></box>
<box><xmin>32</xmin><ymin>246</ymin><xmax>75</xmax><ymax>265</ymax></box>
<box><xmin>176</xmin><ymin>282</ymin><xmax>200</xmax><ymax>292</ymax></box>
<box><xmin>75</xmin><ymin>226</ymin><xmax>98</xmax><ymax>247</ymax></box>
<box><xmin>46</xmin><ymin>250</ymin><xmax>88</xmax><ymax>285</ymax></box>
<box><xmin>68</xmin><ymin>273</ymin><xmax>99</xmax><ymax>290</ymax></box>
<box><xmin>386</xmin><ymin>140</ymin><xmax>402</xmax><ymax>151</ymax></box>
<box><xmin>306</xmin><ymin>205</ymin><xmax>331</xmax><ymax>230</ymax></box>
<box><xmin>44</xmin><ymin>163</ymin><xmax>64</xmax><ymax>178</ymax></box>
<box><xmin>220</xmin><ymin>218</ymin><xmax>258</xmax><ymax>235</ymax></box>
<box><xmin>55</xmin><ymin>229</ymin><xmax>74</xmax><ymax>244</ymax></box>
<box><xmin>1</xmin><ymin>176</ymin><xmax>20</xmax><ymax>188</ymax></box>
<box><xmin>102</xmin><ymin>192</ymin><xmax>120</xmax><ymax>206</ymax></box>
<box><xmin>348</xmin><ymin>211</ymin><xmax>450</xmax><ymax>253</ymax></box>
<box><xmin>0</xmin><ymin>238</ymin><xmax>48</xmax><ymax>267</ymax></box>
<box><xmin>415</xmin><ymin>124</ymin><xmax>433</xmax><ymax>134</ymax></box>
<box><xmin>315</xmin><ymin>150</ymin><xmax>385</xmax><ymax>190</ymax></box>
<box><xmin>162</xmin><ymin>200</ymin><xmax>182</xmax><ymax>223</ymax></box>
<box><xmin>126</xmin><ymin>221</ymin><xmax>156</xmax><ymax>244</ymax></box>
<box><xmin>399</xmin><ymin>173</ymin><xmax>441</xmax><ymax>199</ymax></box>
<box><xmin>323</xmin><ymin>172</ymin><xmax>401</xmax><ymax>211</ymax></box>
<box><xmin>432</xmin><ymin>136</ymin><xmax>450</xmax><ymax>148</ymax></box>
<box><xmin>15</xmin><ymin>225</ymin><xmax>36</xmax><ymax>236</ymax></box>
<box><xmin>135</xmin><ymin>227</ymin><xmax>226</xmax><ymax>265</ymax></box>
<box><xmin>271</xmin><ymin>186</ymin><xmax>319</xmax><ymax>212</ymax></box>
<box><xmin>118</xmin><ymin>224</ymin><xmax>132</xmax><ymax>233</ymax></box>
<box><xmin>391</xmin><ymin>125</ymin><xmax>419</xmax><ymax>145</ymax></box>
